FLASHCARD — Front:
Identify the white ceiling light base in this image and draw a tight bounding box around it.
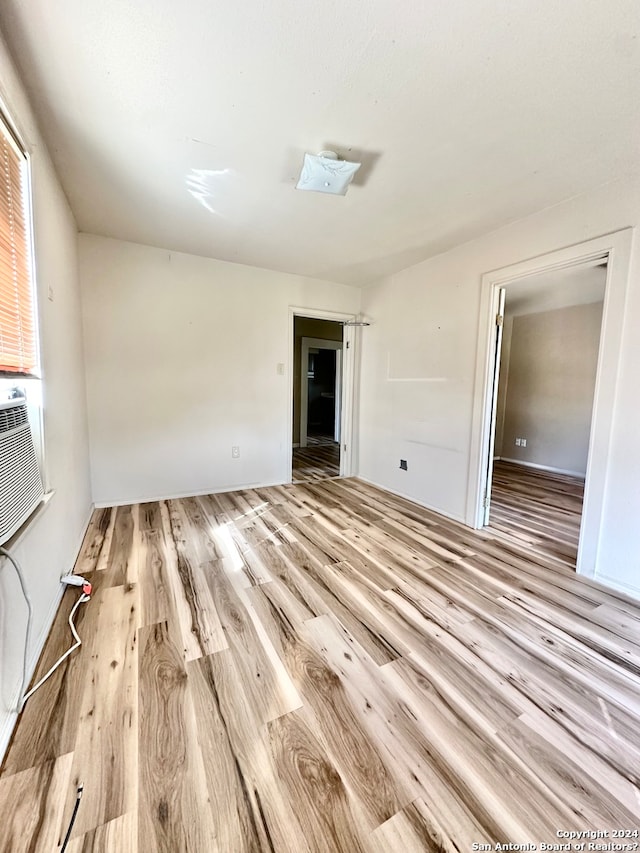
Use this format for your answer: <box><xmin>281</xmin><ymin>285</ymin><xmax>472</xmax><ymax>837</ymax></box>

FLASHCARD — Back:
<box><xmin>296</xmin><ymin>150</ymin><xmax>361</xmax><ymax>196</ymax></box>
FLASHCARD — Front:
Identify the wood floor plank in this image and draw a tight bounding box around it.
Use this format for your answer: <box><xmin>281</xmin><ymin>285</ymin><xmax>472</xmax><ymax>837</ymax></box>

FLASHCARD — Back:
<box><xmin>592</xmin><ymin>602</ymin><xmax>640</xmax><ymax>646</ymax></box>
<box><xmin>267</xmin><ymin>709</ymin><xmax>370</xmax><ymax>853</ymax></box>
<box><xmin>65</xmin><ymin>811</ymin><xmax>137</xmax><ymax>853</ymax></box>
<box><xmin>73</xmin><ymin>507</ymin><xmax>113</xmax><ymax>576</ymax></box>
<box><xmin>187</xmin><ymin>656</ymin><xmax>274</xmax><ymax>853</ymax></box>
<box><xmin>93</xmin><ymin>507</ymin><xmax>117</xmax><ymax>573</ymax></box>
<box><xmin>273</xmin><ymin>544</ymin><xmax>404</xmax><ymax>665</ymax></box>
<box><xmin>189</xmin><ymin>651</ymin><xmax>312</xmax><ymax>853</ymax></box>
<box><xmin>246</xmin><ymin>601</ymin><xmax>409</xmax><ymax>830</ymax></box>
<box><xmin>372</xmin><ymin>798</ymin><xmax>465</xmax><ymax>853</ymax></box>
<box><xmin>64</xmin><ymin>583</ymin><xmax>138</xmax><ymax>839</ymax></box>
<box><xmin>105</xmin><ymin>505</ymin><xmax>136</xmax><ymax>586</ymax></box>
<box><xmin>304</xmin><ymin>613</ymin><xmax>498</xmax><ymax>845</ymax></box>
<box><xmin>500</xmin><ymin>710</ymin><xmax>640</xmax><ymax>822</ymax></box>
<box><xmin>203</xmin><ymin>561</ymin><xmax>302</xmax><ymax>722</ymax></box>
<box><xmin>137</xmin><ymin>525</ymin><xmax>170</xmax><ymax>629</ymax></box>
<box><xmin>381</xmin><ymin>656</ymin><xmax>580</xmax><ymax>839</ymax></box>
<box><xmin>138</xmin><ymin>621</ymin><xmax>217</xmax><ymax>852</ymax></box>
<box><xmin>160</xmin><ymin>500</ymin><xmax>228</xmax><ymax>660</ymax></box>
<box><xmin>449</xmin><ymin>617</ymin><xmax>640</xmax><ymax>781</ymax></box>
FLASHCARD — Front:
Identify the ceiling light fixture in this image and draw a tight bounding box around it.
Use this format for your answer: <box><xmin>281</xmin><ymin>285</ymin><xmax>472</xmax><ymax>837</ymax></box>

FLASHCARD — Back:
<box><xmin>296</xmin><ymin>150</ymin><xmax>361</xmax><ymax>196</ymax></box>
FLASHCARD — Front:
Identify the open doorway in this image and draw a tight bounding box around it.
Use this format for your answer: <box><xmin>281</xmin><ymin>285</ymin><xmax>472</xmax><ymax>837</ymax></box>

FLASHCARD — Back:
<box><xmin>484</xmin><ymin>262</ymin><xmax>606</xmax><ymax>566</ymax></box>
<box><xmin>468</xmin><ymin>229</ymin><xmax>632</xmax><ymax>582</ymax></box>
<box><xmin>292</xmin><ymin>317</ymin><xmax>344</xmax><ymax>483</ymax></box>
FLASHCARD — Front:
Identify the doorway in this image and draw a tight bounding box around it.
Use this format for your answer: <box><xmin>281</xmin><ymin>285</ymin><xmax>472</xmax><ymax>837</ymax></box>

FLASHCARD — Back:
<box><xmin>484</xmin><ymin>262</ymin><xmax>606</xmax><ymax>565</ymax></box>
<box><xmin>467</xmin><ymin>229</ymin><xmax>633</xmax><ymax>579</ymax></box>
<box><xmin>291</xmin><ymin>315</ymin><xmax>348</xmax><ymax>483</ymax></box>
<box><xmin>300</xmin><ymin>338</ymin><xmax>343</xmax><ymax>448</ymax></box>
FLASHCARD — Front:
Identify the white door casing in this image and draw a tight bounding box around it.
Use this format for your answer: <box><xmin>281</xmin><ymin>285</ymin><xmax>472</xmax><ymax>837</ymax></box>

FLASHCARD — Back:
<box><xmin>288</xmin><ymin>307</ymin><xmax>357</xmax><ymax>482</ymax></box>
<box><xmin>466</xmin><ymin>228</ymin><xmax>633</xmax><ymax>578</ymax></box>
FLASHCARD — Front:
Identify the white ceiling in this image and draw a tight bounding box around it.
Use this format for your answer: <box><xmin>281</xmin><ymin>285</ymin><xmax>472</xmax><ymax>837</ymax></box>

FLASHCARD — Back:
<box><xmin>505</xmin><ymin>262</ymin><xmax>606</xmax><ymax>316</ymax></box>
<box><xmin>1</xmin><ymin>1</ymin><xmax>639</xmax><ymax>286</ymax></box>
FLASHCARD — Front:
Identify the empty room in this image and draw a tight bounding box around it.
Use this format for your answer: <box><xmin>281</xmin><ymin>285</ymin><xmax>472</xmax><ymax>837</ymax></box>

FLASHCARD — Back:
<box><xmin>0</xmin><ymin>2</ymin><xmax>639</xmax><ymax>851</ymax></box>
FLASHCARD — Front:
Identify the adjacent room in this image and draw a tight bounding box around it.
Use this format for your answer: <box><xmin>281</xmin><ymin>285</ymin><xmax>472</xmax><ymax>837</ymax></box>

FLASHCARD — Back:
<box><xmin>0</xmin><ymin>2</ymin><xmax>639</xmax><ymax>851</ymax></box>
<box><xmin>486</xmin><ymin>262</ymin><xmax>607</xmax><ymax>565</ymax></box>
<box><xmin>292</xmin><ymin>315</ymin><xmax>344</xmax><ymax>483</ymax></box>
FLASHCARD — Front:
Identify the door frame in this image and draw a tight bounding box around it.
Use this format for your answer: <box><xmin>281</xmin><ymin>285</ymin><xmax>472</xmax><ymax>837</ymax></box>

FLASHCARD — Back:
<box><xmin>466</xmin><ymin>228</ymin><xmax>633</xmax><ymax>578</ymax></box>
<box><xmin>300</xmin><ymin>337</ymin><xmax>343</xmax><ymax>448</ymax></box>
<box><xmin>288</xmin><ymin>307</ymin><xmax>357</xmax><ymax>481</ymax></box>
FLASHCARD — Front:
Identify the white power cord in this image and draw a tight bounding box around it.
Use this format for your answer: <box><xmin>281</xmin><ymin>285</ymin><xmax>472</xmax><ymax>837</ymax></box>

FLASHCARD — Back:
<box><xmin>21</xmin><ymin>591</ymin><xmax>90</xmax><ymax>707</ymax></box>
<box><xmin>0</xmin><ymin>546</ymin><xmax>33</xmax><ymax>711</ymax></box>
<box><xmin>0</xmin><ymin>545</ymin><xmax>91</xmax><ymax>711</ymax></box>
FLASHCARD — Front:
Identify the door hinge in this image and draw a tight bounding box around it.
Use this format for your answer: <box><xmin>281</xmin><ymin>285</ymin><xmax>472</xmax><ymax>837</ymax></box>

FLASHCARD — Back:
<box><xmin>482</xmin><ymin>494</ymin><xmax>489</xmax><ymax>508</ymax></box>
<box><xmin>496</xmin><ymin>314</ymin><xmax>504</xmax><ymax>327</ymax></box>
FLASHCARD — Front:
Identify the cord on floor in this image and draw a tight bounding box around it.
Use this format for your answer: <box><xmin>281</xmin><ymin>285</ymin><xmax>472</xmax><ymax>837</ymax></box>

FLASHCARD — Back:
<box><xmin>0</xmin><ymin>546</ymin><xmax>33</xmax><ymax>711</ymax></box>
<box><xmin>60</xmin><ymin>784</ymin><xmax>84</xmax><ymax>853</ymax></box>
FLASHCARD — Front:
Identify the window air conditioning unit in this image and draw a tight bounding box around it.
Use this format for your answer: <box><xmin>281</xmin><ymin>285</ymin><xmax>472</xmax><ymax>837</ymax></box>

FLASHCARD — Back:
<box><xmin>0</xmin><ymin>398</ymin><xmax>44</xmax><ymax>545</ymax></box>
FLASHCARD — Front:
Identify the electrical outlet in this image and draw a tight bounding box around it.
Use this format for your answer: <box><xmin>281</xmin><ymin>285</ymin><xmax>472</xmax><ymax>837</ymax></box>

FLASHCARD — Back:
<box><xmin>515</xmin><ymin>438</ymin><xmax>521</xmax><ymax>446</ymax></box>
<box><xmin>232</xmin><ymin>446</ymin><xmax>240</xmax><ymax>459</ymax></box>
<box><xmin>521</xmin><ymin>438</ymin><xmax>527</xmax><ymax>447</ymax></box>
<box><xmin>399</xmin><ymin>459</ymin><xmax>408</xmax><ymax>471</ymax></box>
<box><xmin>277</xmin><ymin>363</ymin><xmax>285</xmax><ymax>375</ymax></box>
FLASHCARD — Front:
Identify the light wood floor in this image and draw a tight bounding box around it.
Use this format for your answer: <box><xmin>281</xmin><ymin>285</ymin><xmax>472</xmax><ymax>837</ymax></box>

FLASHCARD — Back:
<box><xmin>489</xmin><ymin>461</ymin><xmax>585</xmax><ymax>566</ymax></box>
<box><xmin>1</xmin><ymin>477</ymin><xmax>639</xmax><ymax>852</ymax></box>
<box><xmin>292</xmin><ymin>441</ymin><xmax>340</xmax><ymax>483</ymax></box>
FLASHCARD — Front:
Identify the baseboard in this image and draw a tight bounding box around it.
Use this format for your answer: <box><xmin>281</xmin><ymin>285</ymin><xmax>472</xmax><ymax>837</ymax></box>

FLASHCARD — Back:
<box><xmin>0</xmin><ymin>501</ymin><xmax>94</xmax><ymax>762</ymax></box>
<box><xmin>355</xmin><ymin>475</ymin><xmax>466</xmax><ymax>525</ymax></box>
<box><xmin>499</xmin><ymin>457</ymin><xmax>586</xmax><ymax>479</ymax></box>
<box><xmin>94</xmin><ymin>480</ymin><xmax>288</xmax><ymax>508</ymax></box>
<box><xmin>594</xmin><ymin>572</ymin><xmax>640</xmax><ymax>602</ymax></box>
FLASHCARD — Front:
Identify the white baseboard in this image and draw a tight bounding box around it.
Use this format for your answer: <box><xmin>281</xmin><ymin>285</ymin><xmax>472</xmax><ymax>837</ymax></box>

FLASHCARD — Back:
<box><xmin>499</xmin><ymin>457</ymin><xmax>586</xmax><ymax>479</ymax></box>
<box><xmin>594</xmin><ymin>572</ymin><xmax>640</xmax><ymax>602</ymax></box>
<box><xmin>355</xmin><ymin>475</ymin><xmax>466</xmax><ymax>525</ymax></box>
<box><xmin>0</xmin><ymin>502</ymin><xmax>94</xmax><ymax>761</ymax></box>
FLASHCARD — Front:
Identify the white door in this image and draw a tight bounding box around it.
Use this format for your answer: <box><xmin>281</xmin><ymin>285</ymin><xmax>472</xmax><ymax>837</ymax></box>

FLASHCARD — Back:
<box><xmin>482</xmin><ymin>287</ymin><xmax>506</xmax><ymax>526</ymax></box>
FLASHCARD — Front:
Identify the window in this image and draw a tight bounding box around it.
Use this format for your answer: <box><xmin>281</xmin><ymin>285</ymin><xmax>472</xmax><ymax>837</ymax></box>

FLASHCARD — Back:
<box><xmin>0</xmin><ymin>108</ymin><xmax>44</xmax><ymax>483</ymax></box>
<box><xmin>0</xmin><ymin>110</ymin><xmax>38</xmax><ymax>380</ymax></box>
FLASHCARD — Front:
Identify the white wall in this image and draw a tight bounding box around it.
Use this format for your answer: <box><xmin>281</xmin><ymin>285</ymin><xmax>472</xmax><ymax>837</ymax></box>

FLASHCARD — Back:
<box><xmin>0</xmin><ymin>34</ymin><xmax>92</xmax><ymax>755</ymax></box>
<box><xmin>499</xmin><ymin>302</ymin><xmax>603</xmax><ymax>475</ymax></box>
<box><xmin>79</xmin><ymin>235</ymin><xmax>360</xmax><ymax>505</ymax></box>
<box><xmin>359</xmin><ymin>174</ymin><xmax>640</xmax><ymax>597</ymax></box>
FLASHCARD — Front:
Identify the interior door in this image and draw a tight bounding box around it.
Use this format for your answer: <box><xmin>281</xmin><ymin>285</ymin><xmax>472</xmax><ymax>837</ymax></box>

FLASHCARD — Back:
<box><xmin>483</xmin><ymin>287</ymin><xmax>506</xmax><ymax>526</ymax></box>
<box><xmin>334</xmin><ymin>349</ymin><xmax>342</xmax><ymax>443</ymax></box>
